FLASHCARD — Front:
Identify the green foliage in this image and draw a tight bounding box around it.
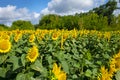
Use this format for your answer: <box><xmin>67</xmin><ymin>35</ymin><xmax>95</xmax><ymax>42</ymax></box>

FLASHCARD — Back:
<box><xmin>37</xmin><ymin>12</ymin><xmax>109</xmax><ymax>30</ymax></box>
<box><xmin>92</xmin><ymin>0</ymin><xmax>117</xmax><ymax>24</ymax></box>
<box><xmin>0</xmin><ymin>24</ymin><xmax>10</xmax><ymax>31</ymax></box>
<box><xmin>38</xmin><ymin>14</ymin><xmax>61</xmax><ymax>29</ymax></box>
<box><xmin>11</xmin><ymin>20</ymin><xmax>34</xmax><ymax>30</ymax></box>
<box><xmin>1</xmin><ymin>30</ymin><xmax>120</xmax><ymax>79</ymax></box>
<box><xmin>81</xmin><ymin>12</ymin><xmax>108</xmax><ymax>30</ymax></box>
<box><xmin>115</xmin><ymin>70</ymin><xmax>120</xmax><ymax>80</ymax></box>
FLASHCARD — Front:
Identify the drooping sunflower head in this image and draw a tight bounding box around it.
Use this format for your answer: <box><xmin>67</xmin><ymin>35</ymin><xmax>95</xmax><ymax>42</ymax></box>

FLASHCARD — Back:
<box><xmin>26</xmin><ymin>46</ymin><xmax>39</xmax><ymax>62</ymax></box>
<box><xmin>14</xmin><ymin>33</ymin><xmax>22</xmax><ymax>42</ymax></box>
<box><xmin>52</xmin><ymin>63</ymin><xmax>66</xmax><ymax>80</ymax></box>
<box><xmin>52</xmin><ymin>63</ymin><xmax>61</xmax><ymax>76</ymax></box>
<box><xmin>29</xmin><ymin>34</ymin><xmax>35</xmax><ymax>42</ymax></box>
<box><xmin>0</xmin><ymin>39</ymin><xmax>11</xmax><ymax>53</ymax></box>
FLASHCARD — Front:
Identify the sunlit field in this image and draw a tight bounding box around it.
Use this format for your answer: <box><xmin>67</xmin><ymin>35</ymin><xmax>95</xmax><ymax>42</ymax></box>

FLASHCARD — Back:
<box><xmin>0</xmin><ymin>29</ymin><xmax>120</xmax><ymax>80</ymax></box>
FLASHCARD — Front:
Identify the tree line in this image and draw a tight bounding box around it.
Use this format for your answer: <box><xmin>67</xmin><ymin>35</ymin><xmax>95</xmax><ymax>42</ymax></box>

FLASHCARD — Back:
<box><xmin>0</xmin><ymin>0</ymin><xmax>120</xmax><ymax>31</ymax></box>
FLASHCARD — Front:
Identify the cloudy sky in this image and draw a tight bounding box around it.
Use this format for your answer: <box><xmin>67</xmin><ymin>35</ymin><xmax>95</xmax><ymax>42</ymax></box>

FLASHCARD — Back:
<box><xmin>0</xmin><ymin>0</ymin><xmax>119</xmax><ymax>26</ymax></box>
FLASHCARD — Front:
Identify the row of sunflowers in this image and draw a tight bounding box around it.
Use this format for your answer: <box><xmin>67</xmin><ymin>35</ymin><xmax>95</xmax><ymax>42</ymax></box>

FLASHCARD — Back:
<box><xmin>0</xmin><ymin>29</ymin><xmax>120</xmax><ymax>80</ymax></box>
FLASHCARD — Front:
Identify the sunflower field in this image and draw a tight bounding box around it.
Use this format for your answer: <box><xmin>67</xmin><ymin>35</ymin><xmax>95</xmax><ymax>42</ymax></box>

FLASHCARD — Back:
<box><xmin>0</xmin><ymin>29</ymin><xmax>120</xmax><ymax>80</ymax></box>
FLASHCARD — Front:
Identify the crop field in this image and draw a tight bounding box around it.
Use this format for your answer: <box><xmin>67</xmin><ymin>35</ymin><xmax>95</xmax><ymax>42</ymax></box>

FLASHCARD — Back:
<box><xmin>0</xmin><ymin>29</ymin><xmax>120</xmax><ymax>80</ymax></box>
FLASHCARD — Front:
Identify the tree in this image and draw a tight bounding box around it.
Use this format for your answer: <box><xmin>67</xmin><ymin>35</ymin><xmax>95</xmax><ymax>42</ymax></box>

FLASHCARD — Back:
<box><xmin>93</xmin><ymin>0</ymin><xmax>117</xmax><ymax>24</ymax></box>
<box><xmin>81</xmin><ymin>12</ymin><xmax>108</xmax><ymax>30</ymax></box>
<box><xmin>0</xmin><ymin>24</ymin><xmax>9</xmax><ymax>31</ymax></box>
<box><xmin>11</xmin><ymin>20</ymin><xmax>34</xmax><ymax>30</ymax></box>
<box><xmin>38</xmin><ymin>14</ymin><xmax>60</xmax><ymax>29</ymax></box>
<box><xmin>62</xmin><ymin>15</ymin><xmax>79</xmax><ymax>30</ymax></box>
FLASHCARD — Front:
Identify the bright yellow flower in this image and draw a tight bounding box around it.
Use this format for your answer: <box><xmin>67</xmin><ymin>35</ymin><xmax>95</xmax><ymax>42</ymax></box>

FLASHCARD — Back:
<box><xmin>104</xmin><ymin>32</ymin><xmax>111</xmax><ymax>41</ymax></box>
<box><xmin>72</xmin><ymin>28</ymin><xmax>77</xmax><ymax>38</ymax></box>
<box><xmin>14</xmin><ymin>33</ymin><xmax>22</xmax><ymax>42</ymax></box>
<box><xmin>98</xmin><ymin>66</ymin><xmax>112</xmax><ymax>80</ymax></box>
<box><xmin>26</xmin><ymin>46</ymin><xmax>39</xmax><ymax>62</ymax></box>
<box><xmin>3</xmin><ymin>34</ymin><xmax>10</xmax><ymax>40</ymax></box>
<box><xmin>14</xmin><ymin>30</ymin><xmax>22</xmax><ymax>42</ymax></box>
<box><xmin>0</xmin><ymin>39</ymin><xmax>11</xmax><ymax>53</ymax></box>
<box><xmin>52</xmin><ymin>32</ymin><xmax>59</xmax><ymax>40</ymax></box>
<box><xmin>37</xmin><ymin>34</ymin><xmax>44</xmax><ymax>41</ymax></box>
<box><xmin>109</xmin><ymin>64</ymin><xmax>116</xmax><ymax>78</ymax></box>
<box><xmin>112</xmin><ymin>51</ymin><xmax>120</xmax><ymax>70</ymax></box>
<box><xmin>29</xmin><ymin>34</ymin><xmax>35</xmax><ymax>42</ymax></box>
<box><xmin>63</xmin><ymin>33</ymin><xmax>68</xmax><ymax>41</ymax></box>
<box><xmin>109</xmin><ymin>58</ymin><xmax>117</xmax><ymax>77</ymax></box>
<box><xmin>52</xmin><ymin>63</ymin><xmax>66</xmax><ymax>80</ymax></box>
<box><xmin>0</xmin><ymin>32</ymin><xmax>10</xmax><ymax>40</ymax></box>
<box><xmin>61</xmin><ymin>31</ymin><xmax>64</xmax><ymax>49</ymax></box>
<box><xmin>57</xmin><ymin>71</ymin><xmax>66</xmax><ymax>80</ymax></box>
<box><xmin>98</xmin><ymin>51</ymin><xmax>120</xmax><ymax>80</ymax></box>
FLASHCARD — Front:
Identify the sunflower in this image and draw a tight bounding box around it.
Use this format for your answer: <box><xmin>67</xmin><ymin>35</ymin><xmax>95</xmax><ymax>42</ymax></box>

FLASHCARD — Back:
<box><xmin>26</xmin><ymin>46</ymin><xmax>39</xmax><ymax>62</ymax></box>
<box><xmin>29</xmin><ymin>34</ymin><xmax>35</xmax><ymax>42</ymax></box>
<box><xmin>98</xmin><ymin>66</ymin><xmax>111</xmax><ymax>80</ymax></box>
<box><xmin>72</xmin><ymin>28</ymin><xmax>77</xmax><ymax>38</ymax></box>
<box><xmin>104</xmin><ymin>32</ymin><xmax>111</xmax><ymax>41</ymax></box>
<box><xmin>98</xmin><ymin>52</ymin><xmax>120</xmax><ymax>80</ymax></box>
<box><xmin>2</xmin><ymin>34</ymin><xmax>10</xmax><ymax>40</ymax></box>
<box><xmin>109</xmin><ymin>58</ymin><xmax>117</xmax><ymax>77</ymax></box>
<box><xmin>0</xmin><ymin>39</ymin><xmax>11</xmax><ymax>53</ymax></box>
<box><xmin>52</xmin><ymin>32</ymin><xmax>59</xmax><ymax>40</ymax></box>
<box><xmin>52</xmin><ymin>63</ymin><xmax>66</xmax><ymax>80</ymax></box>
<box><xmin>111</xmin><ymin>51</ymin><xmax>120</xmax><ymax>70</ymax></box>
<box><xmin>14</xmin><ymin>33</ymin><xmax>22</xmax><ymax>42</ymax></box>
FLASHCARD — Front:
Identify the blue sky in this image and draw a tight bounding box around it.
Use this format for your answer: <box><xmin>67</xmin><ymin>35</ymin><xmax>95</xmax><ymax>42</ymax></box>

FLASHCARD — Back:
<box><xmin>0</xmin><ymin>0</ymin><xmax>119</xmax><ymax>26</ymax></box>
<box><xmin>0</xmin><ymin>0</ymin><xmax>50</xmax><ymax>12</ymax></box>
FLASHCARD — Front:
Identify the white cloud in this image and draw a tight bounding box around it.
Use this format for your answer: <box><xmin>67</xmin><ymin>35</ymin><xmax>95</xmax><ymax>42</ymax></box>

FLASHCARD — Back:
<box><xmin>114</xmin><ymin>1</ymin><xmax>120</xmax><ymax>16</ymax></box>
<box><xmin>41</xmin><ymin>0</ymin><xmax>120</xmax><ymax>16</ymax></box>
<box><xmin>0</xmin><ymin>5</ymin><xmax>40</xmax><ymax>26</ymax></box>
<box><xmin>41</xmin><ymin>0</ymin><xmax>107</xmax><ymax>15</ymax></box>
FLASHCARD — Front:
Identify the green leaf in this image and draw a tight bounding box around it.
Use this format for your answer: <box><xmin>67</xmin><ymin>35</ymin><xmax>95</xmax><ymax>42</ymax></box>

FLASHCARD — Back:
<box><xmin>23</xmin><ymin>47</ymin><xmax>29</xmax><ymax>52</ymax></box>
<box><xmin>85</xmin><ymin>69</ymin><xmax>92</xmax><ymax>77</ymax></box>
<box><xmin>0</xmin><ymin>67</ymin><xmax>7</xmax><ymax>77</ymax></box>
<box><xmin>16</xmin><ymin>72</ymin><xmax>34</xmax><ymax>80</ymax></box>
<box><xmin>48</xmin><ymin>44</ymin><xmax>53</xmax><ymax>52</ymax></box>
<box><xmin>16</xmin><ymin>48</ymin><xmax>22</xmax><ymax>53</ymax></box>
<box><xmin>25</xmin><ymin>72</ymin><xmax>34</xmax><ymax>80</ymax></box>
<box><xmin>47</xmin><ymin>55</ymin><xmax>53</xmax><ymax>68</ymax></box>
<box><xmin>8</xmin><ymin>56</ymin><xmax>20</xmax><ymax>71</ymax></box>
<box><xmin>72</xmin><ymin>74</ymin><xmax>78</xmax><ymax>79</ymax></box>
<box><xmin>103</xmin><ymin>53</ymin><xmax>110</xmax><ymax>59</ymax></box>
<box><xmin>21</xmin><ymin>54</ymin><xmax>26</xmax><ymax>66</ymax></box>
<box><xmin>16</xmin><ymin>73</ymin><xmax>25</xmax><ymax>80</ymax></box>
<box><xmin>74</xmin><ymin>63</ymin><xmax>80</xmax><ymax>68</ymax></box>
<box><xmin>61</xmin><ymin>61</ymin><xmax>69</xmax><ymax>74</ymax></box>
<box><xmin>86</xmin><ymin>52</ymin><xmax>92</xmax><ymax>60</ymax></box>
<box><xmin>0</xmin><ymin>54</ymin><xmax>8</xmax><ymax>64</ymax></box>
<box><xmin>98</xmin><ymin>43</ymin><xmax>103</xmax><ymax>48</ymax></box>
<box><xmin>115</xmin><ymin>70</ymin><xmax>120</xmax><ymax>80</ymax></box>
<box><xmin>30</xmin><ymin>60</ymin><xmax>47</xmax><ymax>77</ymax></box>
<box><xmin>96</xmin><ymin>61</ymin><xmax>102</xmax><ymax>65</ymax></box>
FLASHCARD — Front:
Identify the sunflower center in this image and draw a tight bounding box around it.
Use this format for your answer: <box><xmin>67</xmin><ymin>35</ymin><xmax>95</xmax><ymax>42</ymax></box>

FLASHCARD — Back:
<box><xmin>53</xmin><ymin>34</ymin><xmax>57</xmax><ymax>38</ymax></box>
<box><xmin>0</xmin><ymin>40</ymin><xmax>9</xmax><ymax>50</ymax></box>
<box><xmin>29</xmin><ymin>51</ymin><xmax>37</xmax><ymax>59</ymax></box>
<box><xmin>115</xmin><ymin>58</ymin><xmax>120</xmax><ymax>68</ymax></box>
